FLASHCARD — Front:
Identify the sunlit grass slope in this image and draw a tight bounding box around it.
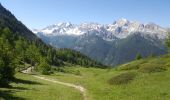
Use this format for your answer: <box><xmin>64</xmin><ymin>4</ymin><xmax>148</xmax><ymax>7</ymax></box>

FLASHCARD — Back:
<box><xmin>44</xmin><ymin>54</ymin><xmax>170</xmax><ymax>100</ymax></box>
<box><xmin>0</xmin><ymin>73</ymin><xmax>83</xmax><ymax>100</ymax></box>
<box><xmin>1</xmin><ymin>54</ymin><xmax>170</xmax><ymax>100</ymax></box>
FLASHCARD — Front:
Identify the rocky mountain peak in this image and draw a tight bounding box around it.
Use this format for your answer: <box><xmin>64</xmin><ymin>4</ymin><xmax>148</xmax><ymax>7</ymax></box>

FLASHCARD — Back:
<box><xmin>116</xmin><ymin>18</ymin><xmax>130</xmax><ymax>26</ymax></box>
<box><xmin>33</xmin><ymin>19</ymin><xmax>168</xmax><ymax>40</ymax></box>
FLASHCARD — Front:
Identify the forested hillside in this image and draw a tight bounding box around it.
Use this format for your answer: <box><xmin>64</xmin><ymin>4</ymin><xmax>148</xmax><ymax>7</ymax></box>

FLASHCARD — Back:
<box><xmin>0</xmin><ymin>3</ymin><xmax>104</xmax><ymax>87</ymax></box>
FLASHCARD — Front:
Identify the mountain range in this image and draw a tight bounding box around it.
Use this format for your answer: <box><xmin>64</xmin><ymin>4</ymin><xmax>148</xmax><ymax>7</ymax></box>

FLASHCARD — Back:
<box><xmin>33</xmin><ymin>19</ymin><xmax>169</xmax><ymax>66</ymax></box>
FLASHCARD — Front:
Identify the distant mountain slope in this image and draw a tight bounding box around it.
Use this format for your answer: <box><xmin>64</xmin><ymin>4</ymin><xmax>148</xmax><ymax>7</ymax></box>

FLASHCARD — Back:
<box><xmin>33</xmin><ymin>19</ymin><xmax>167</xmax><ymax>40</ymax></box>
<box><xmin>105</xmin><ymin>33</ymin><xmax>167</xmax><ymax>66</ymax></box>
<box><xmin>33</xmin><ymin>19</ymin><xmax>168</xmax><ymax>66</ymax></box>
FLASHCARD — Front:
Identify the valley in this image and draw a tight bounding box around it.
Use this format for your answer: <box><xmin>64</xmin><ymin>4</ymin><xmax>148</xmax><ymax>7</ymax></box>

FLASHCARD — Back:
<box><xmin>0</xmin><ymin>1</ymin><xmax>170</xmax><ymax>100</ymax></box>
<box><xmin>33</xmin><ymin>20</ymin><xmax>168</xmax><ymax>66</ymax></box>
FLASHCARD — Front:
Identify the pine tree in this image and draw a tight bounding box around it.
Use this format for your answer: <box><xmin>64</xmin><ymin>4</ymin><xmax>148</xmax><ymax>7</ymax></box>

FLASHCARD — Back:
<box><xmin>47</xmin><ymin>48</ymin><xmax>53</xmax><ymax>64</ymax></box>
<box><xmin>26</xmin><ymin>43</ymin><xmax>41</xmax><ymax>66</ymax></box>
<box><xmin>0</xmin><ymin>37</ymin><xmax>15</xmax><ymax>86</ymax></box>
<box><xmin>166</xmin><ymin>32</ymin><xmax>170</xmax><ymax>49</ymax></box>
<box><xmin>38</xmin><ymin>58</ymin><xmax>51</xmax><ymax>75</ymax></box>
<box><xmin>136</xmin><ymin>53</ymin><xmax>142</xmax><ymax>60</ymax></box>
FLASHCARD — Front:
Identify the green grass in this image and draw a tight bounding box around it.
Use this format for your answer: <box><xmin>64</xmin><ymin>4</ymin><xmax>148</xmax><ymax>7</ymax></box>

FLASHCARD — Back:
<box><xmin>1</xmin><ymin>54</ymin><xmax>170</xmax><ymax>100</ymax></box>
<box><xmin>0</xmin><ymin>73</ymin><xmax>83</xmax><ymax>100</ymax></box>
<box><xmin>42</xmin><ymin>54</ymin><xmax>170</xmax><ymax>100</ymax></box>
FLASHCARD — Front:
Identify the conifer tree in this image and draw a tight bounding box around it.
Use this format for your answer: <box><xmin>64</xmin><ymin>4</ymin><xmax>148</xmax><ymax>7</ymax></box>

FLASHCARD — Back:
<box><xmin>166</xmin><ymin>32</ymin><xmax>170</xmax><ymax>50</ymax></box>
<box><xmin>38</xmin><ymin>58</ymin><xmax>51</xmax><ymax>75</ymax></box>
<box><xmin>136</xmin><ymin>53</ymin><xmax>142</xmax><ymax>60</ymax></box>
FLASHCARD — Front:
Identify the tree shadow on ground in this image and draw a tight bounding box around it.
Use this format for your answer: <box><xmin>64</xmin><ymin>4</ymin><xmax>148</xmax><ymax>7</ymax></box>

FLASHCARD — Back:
<box><xmin>0</xmin><ymin>90</ymin><xmax>25</xmax><ymax>100</ymax></box>
<box><xmin>8</xmin><ymin>86</ymin><xmax>29</xmax><ymax>90</ymax></box>
<box><xmin>0</xmin><ymin>75</ymin><xmax>45</xmax><ymax>99</ymax></box>
<box><xmin>12</xmin><ymin>78</ymin><xmax>43</xmax><ymax>85</ymax></box>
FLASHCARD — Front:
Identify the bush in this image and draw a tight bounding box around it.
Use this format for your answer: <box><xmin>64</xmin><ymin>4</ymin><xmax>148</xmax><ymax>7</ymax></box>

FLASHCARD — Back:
<box><xmin>108</xmin><ymin>72</ymin><xmax>136</xmax><ymax>85</ymax></box>
<box><xmin>75</xmin><ymin>70</ymin><xmax>81</xmax><ymax>76</ymax></box>
<box><xmin>139</xmin><ymin>63</ymin><xmax>166</xmax><ymax>73</ymax></box>
<box><xmin>165</xmin><ymin>62</ymin><xmax>170</xmax><ymax>68</ymax></box>
<box><xmin>136</xmin><ymin>53</ymin><xmax>142</xmax><ymax>60</ymax></box>
<box><xmin>166</xmin><ymin>32</ymin><xmax>170</xmax><ymax>49</ymax></box>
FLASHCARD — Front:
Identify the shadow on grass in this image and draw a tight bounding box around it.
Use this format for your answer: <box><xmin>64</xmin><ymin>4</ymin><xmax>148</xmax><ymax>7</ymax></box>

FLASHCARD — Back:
<box><xmin>12</xmin><ymin>78</ymin><xmax>43</xmax><ymax>85</ymax></box>
<box><xmin>0</xmin><ymin>90</ymin><xmax>25</xmax><ymax>100</ymax></box>
<box><xmin>9</xmin><ymin>86</ymin><xmax>29</xmax><ymax>90</ymax></box>
<box><xmin>0</xmin><ymin>76</ymin><xmax>44</xmax><ymax>100</ymax></box>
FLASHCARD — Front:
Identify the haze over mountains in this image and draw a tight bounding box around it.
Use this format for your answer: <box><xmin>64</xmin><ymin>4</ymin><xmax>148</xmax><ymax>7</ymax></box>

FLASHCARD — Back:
<box><xmin>33</xmin><ymin>19</ymin><xmax>169</xmax><ymax>66</ymax></box>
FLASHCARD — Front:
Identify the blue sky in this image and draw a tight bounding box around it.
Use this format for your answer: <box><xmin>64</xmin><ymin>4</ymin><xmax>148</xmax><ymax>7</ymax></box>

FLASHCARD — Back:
<box><xmin>0</xmin><ymin>0</ymin><xmax>170</xmax><ymax>29</ymax></box>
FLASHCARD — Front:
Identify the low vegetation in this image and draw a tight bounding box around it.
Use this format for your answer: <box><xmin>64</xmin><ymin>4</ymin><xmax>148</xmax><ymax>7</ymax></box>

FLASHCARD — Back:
<box><xmin>139</xmin><ymin>63</ymin><xmax>167</xmax><ymax>73</ymax></box>
<box><xmin>108</xmin><ymin>72</ymin><xmax>136</xmax><ymax>85</ymax></box>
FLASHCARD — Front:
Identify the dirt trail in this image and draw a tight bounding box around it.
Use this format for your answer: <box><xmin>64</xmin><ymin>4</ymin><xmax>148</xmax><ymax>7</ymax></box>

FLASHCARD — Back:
<box><xmin>32</xmin><ymin>75</ymin><xmax>87</xmax><ymax>100</ymax></box>
<box><xmin>21</xmin><ymin>67</ymin><xmax>87</xmax><ymax>100</ymax></box>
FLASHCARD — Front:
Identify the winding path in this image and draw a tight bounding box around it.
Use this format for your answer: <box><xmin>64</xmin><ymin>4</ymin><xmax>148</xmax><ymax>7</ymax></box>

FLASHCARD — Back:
<box><xmin>32</xmin><ymin>75</ymin><xmax>87</xmax><ymax>100</ymax></box>
<box><xmin>22</xmin><ymin>67</ymin><xmax>87</xmax><ymax>100</ymax></box>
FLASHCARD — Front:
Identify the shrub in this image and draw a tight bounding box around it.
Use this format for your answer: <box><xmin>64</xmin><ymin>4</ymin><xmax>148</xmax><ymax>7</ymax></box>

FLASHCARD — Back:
<box><xmin>136</xmin><ymin>53</ymin><xmax>142</xmax><ymax>60</ymax></box>
<box><xmin>166</xmin><ymin>32</ymin><xmax>170</xmax><ymax>49</ymax></box>
<box><xmin>108</xmin><ymin>72</ymin><xmax>136</xmax><ymax>85</ymax></box>
<box><xmin>165</xmin><ymin>62</ymin><xmax>170</xmax><ymax>68</ymax></box>
<box><xmin>75</xmin><ymin>70</ymin><xmax>81</xmax><ymax>76</ymax></box>
<box><xmin>139</xmin><ymin>63</ymin><xmax>166</xmax><ymax>73</ymax></box>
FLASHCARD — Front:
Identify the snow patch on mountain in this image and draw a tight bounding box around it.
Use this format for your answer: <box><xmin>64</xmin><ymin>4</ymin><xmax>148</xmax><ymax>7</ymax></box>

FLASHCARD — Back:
<box><xmin>32</xmin><ymin>19</ymin><xmax>168</xmax><ymax>40</ymax></box>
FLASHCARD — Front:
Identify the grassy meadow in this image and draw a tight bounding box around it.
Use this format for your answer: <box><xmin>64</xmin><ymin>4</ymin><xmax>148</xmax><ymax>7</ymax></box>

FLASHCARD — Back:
<box><xmin>0</xmin><ymin>73</ymin><xmax>83</xmax><ymax>100</ymax></box>
<box><xmin>1</xmin><ymin>54</ymin><xmax>170</xmax><ymax>100</ymax></box>
<box><xmin>43</xmin><ymin>54</ymin><xmax>170</xmax><ymax>100</ymax></box>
